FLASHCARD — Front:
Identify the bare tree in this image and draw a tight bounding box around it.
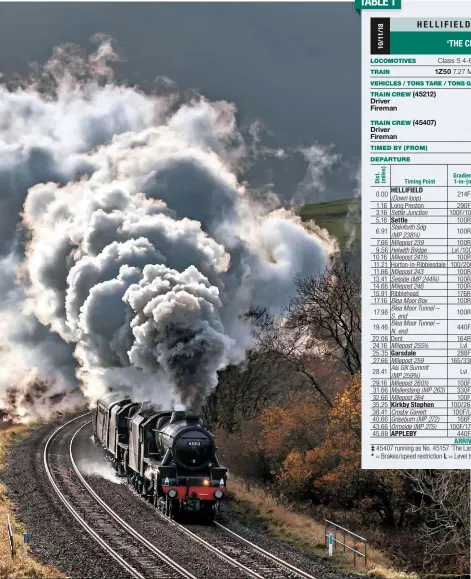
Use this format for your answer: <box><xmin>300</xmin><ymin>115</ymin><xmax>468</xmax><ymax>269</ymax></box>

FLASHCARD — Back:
<box><xmin>206</xmin><ymin>260</ymin><xmax>361</xmax><ymax>429</ymax></box>
<box><xmin>249</xmin><ymin>307</ymin><xmax>335</xmax><ymax>408</ymax></box>
<box><xmin>286</xmin><ymin>260</ymin><xmax>361</xmax><ymax>376</ymax></box>
<box><xmin>403</xmin><ymin>469</ymin><xmax>470</xmax><ymax>572</ymax></box>
<box><xmin>204</xmin><ymin>347</ymin><xmax>297</xmax><ymax>432</ymax></box>
<box><xmin>246</xmin><ymin>260</ymin><xmax>361</xmax><ymax>409</ymax></box>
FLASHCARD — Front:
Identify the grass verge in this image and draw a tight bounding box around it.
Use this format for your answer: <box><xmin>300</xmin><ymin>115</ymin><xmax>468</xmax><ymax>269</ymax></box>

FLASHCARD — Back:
<box><xmin>0</xmin><ymin>422</ymin><xmax>64</xmax><ymax>578</ymax></box>
<box><xmin>226</xmin><ymin>476</ymin><xmax>418</xmax><ymax>579</ymax></box>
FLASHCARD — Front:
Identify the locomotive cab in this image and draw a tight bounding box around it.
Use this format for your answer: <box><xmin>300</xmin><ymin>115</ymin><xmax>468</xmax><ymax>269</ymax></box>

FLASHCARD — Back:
<box><xmin>92</xmin><ymin>393</ymin><xmax>131</xmax><ymax>450</ymax></box>
<box><xmin>93</xmin><ymin>393</ymin><xmax>135</xmax><ymax>474</ymax></box>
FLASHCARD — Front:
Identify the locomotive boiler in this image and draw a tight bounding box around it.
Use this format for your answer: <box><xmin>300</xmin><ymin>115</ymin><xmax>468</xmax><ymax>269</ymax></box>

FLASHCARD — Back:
<box><xmin>92</xmin><ymin>393</ymin><xmax>227</xmax><ymax>520</ymax></box>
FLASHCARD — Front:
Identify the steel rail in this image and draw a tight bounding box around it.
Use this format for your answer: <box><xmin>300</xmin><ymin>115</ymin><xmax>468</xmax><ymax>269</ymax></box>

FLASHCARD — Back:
<box><xmin>214</xmin><ymin>522</ymin><xmax>318</xmax><ymax>579</ymax></box>
<box><xmin>45</xmin><ymin>414</ymin><xmax>196</xmax><ymax>579</ymax></box>
<box><xmin>43</xmin><ymin>413</ymin><xmax>144</xmax><ymax>579</ymax></box>
<box><xmin>69</xmin><ymin>421</ymin><xmax>197</xmax><ymax>579</ymax></box>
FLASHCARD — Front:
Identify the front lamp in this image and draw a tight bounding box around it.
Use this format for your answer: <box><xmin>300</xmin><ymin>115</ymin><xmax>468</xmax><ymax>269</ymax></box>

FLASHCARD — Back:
<box><xmin>168</xmin><ymin>488</ymin><xmax>177</xmax><ymax>498</ymax></box>
<box><xmin>214</xmin><ymin>490</ymin><xmax>223</xmax><ymax>499</ymax></box>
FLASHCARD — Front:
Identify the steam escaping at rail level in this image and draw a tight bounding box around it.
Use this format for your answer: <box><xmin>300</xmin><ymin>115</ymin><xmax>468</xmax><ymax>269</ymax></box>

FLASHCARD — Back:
<box><xmin>75</xmin><ymin>438</ymin><xmax>123</xmax><ymax>484</ymax></box>
<box><xmin>0</xmin><ymin>38</ymin><xmax>338</xmax><ymax>419</ymax></box>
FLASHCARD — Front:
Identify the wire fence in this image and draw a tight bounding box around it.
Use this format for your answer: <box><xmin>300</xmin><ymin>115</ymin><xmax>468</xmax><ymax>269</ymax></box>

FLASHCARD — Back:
<box><xmin>324</xmin><ymin>519</ymin><xmax>368</xmax><ymax>568</ymax></box>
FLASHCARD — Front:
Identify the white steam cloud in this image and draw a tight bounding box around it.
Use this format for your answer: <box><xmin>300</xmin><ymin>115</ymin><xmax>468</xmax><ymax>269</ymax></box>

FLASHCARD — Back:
<box><xmin>78</xmin><ymin>439</ymin><xmax>123</xmax><ymax>484</ymax></box>
<box><xmin>0</xmin><ymin>39</ymin><xmax>338</xmax><ymax>420</ymax></box>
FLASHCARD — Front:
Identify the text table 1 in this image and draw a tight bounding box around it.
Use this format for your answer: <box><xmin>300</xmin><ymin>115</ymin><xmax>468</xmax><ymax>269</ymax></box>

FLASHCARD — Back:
<box><xmin>362</xmin><ymin>2</ymin><xmax>471</xmax><ymax>467</ymax></box>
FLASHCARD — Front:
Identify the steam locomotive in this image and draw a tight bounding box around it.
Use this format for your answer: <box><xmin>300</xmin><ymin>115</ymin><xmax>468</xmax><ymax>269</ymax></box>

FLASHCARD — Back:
<box><xmin>91</xmin><ymin>393</ymin><xmax>227</xmax><ymax>520</ymax></box>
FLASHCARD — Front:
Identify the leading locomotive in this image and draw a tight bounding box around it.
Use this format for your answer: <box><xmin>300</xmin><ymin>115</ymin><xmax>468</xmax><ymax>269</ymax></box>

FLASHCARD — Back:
<box><xmin>92</xmin><ymin>393</ymin><xmax>227</xmax><ymax>520</ymax></box>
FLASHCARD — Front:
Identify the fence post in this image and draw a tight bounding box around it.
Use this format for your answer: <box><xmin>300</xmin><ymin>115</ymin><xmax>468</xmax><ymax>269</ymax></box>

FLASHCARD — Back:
<box><xmin>7</xmin><ymin>515</ymin><xmax>14</xmax><ymax>559</ymax></box>
<box><xmin>23</xmin><ymin>532</ymin><xmax>28</xmax><ymax>556</ymax></box>
<box><xmin>324</xmin><ymin>519</ymin><xmax>367</xmax><ymax>568</ymax></box>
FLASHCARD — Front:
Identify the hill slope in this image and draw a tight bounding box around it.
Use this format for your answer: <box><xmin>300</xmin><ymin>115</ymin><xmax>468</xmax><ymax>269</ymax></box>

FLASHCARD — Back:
<box><xmin>299</xmin><ymin>197</ymin><xmax>361</xmax><ymax>252</ymax></box>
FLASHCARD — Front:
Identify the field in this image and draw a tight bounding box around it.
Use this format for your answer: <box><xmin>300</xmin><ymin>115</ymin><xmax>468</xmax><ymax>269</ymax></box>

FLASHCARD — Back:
<box><xmin>299</xmin><ymin>197</ymin><xmax>361</xmax><ymax>252</ymax></box>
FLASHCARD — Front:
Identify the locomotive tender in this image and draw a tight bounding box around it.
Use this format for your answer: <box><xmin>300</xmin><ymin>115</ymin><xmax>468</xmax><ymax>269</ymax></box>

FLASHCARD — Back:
<box><xmin>92</xmin><ymin>393</ymin><xmax>227</xmax><ymax>520</ymax></box>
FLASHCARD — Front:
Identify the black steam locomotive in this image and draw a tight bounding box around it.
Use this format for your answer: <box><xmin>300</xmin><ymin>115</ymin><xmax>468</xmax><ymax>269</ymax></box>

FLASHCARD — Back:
<box><xmin>92</xmin><ymin>393</ymin><xmax>227</xmax><ymax>520</ymax></box>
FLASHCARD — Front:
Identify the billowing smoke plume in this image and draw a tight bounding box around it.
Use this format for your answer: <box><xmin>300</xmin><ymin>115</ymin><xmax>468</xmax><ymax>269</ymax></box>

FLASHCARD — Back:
<box><xmin>0</xmin><ymin>39</ymin><xmax>338</xmax><ymax>419</ymax></box>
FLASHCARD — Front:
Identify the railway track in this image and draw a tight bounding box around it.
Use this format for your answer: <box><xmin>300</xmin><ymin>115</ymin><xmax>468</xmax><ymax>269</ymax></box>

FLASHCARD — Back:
<box><xmin>82</xmin><ymin>427</ymin><xmax>318</xmax><ymax>579</ymax></box>
<box><xmin>168</xmin><ymin>517</ymin><xmax>319</xmax><ymax>579</ymax></box>
<box><xmin>215</xmin><ymin>522</ymin><xmax>314</xmax><ymax>577</ymax></box>
<box><xmin>212</xmin><ymin>522</ymin><xmax>319</xmax><ymax>579</ymax></box>
<box><xmin>44</xmin><ymin>414</ymin><xmax>197</xmax><ymax>579</ymax></box>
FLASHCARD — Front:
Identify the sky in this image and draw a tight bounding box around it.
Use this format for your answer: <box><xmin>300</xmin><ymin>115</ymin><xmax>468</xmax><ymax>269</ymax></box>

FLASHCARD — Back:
<box><xmin>0</xmin><ymin>1</ymin><xmax>360</xmax><ymax>202</ymax></box>
<box><xmin>0</xmin><ymin>1</ymin><xmax>360</xmax><ymax>418</ymax></box>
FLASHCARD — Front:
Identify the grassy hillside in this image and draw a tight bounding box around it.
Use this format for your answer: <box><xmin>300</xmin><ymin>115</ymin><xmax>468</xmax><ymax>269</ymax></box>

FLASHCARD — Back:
<box><xmin>227</xmin><ymin>477</ymin><xmax>415</xmax><ymax>578</ymax></box>
<box><xmin>299</xmin><ymin>197</ymin><xmax>361</xmax><ymax>252</ymax></box>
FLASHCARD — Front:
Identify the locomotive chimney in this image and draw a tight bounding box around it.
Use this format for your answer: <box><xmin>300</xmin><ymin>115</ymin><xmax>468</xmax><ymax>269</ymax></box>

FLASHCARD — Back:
<box><xmin>185</xmin><ymin>415</ymin><xmax>200</xmax><ymax>425</ymax></box>
<box><xmin>169</xmin><ymin>411</ymin><xmax>186</xmax><ymax>424</ymax></box>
